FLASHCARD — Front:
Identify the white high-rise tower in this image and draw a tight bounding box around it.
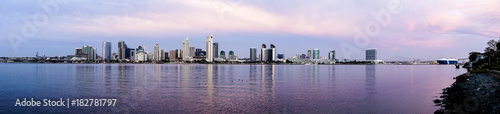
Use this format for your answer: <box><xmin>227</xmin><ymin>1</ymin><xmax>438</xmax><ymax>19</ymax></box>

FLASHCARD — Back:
<box><xmin>206</xmin><ymin>34</ymin><xmax>214</xmax><ymax>62</ymax></box>
<box><xmin>183</xmin><ymin>37</ymin><xmax>191</xmax><ymax>61</ymax></box>
<box><xmin>153</xmin><ymin>44</ymin><xmax>161</xmax><ymax>61</ymax></box>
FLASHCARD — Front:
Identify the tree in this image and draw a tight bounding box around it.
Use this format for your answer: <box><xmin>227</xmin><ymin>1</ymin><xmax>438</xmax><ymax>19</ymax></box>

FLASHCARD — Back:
<box><xmin>469</xmin><ymin>52</ymin><xmax>480</xmax><ymax>62</ymax></box>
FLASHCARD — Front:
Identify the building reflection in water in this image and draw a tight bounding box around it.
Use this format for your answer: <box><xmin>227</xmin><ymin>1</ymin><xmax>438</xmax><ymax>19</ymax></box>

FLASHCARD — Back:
<box><xmin>102</xmin><ymin>65</ymin><xmax>113</xmax><ymax>94</ymax></box>
<box><xmin>328</xmin><ymin>65</ymin><xmax>336</xmax><ymax>90</ymax></box>
<box><xmin>206</xmin><ymin>64</ymin><xmax>215</xmax><ymax>111</ymax></box>
<box><xmin>364</xmin><ymin>65</ymin><xmax>377</xmax><ymax>112</ymax></box>
<box><xmin>118</xmin><ymin>65</ymin><xmax>134</xmax><ymax>95</ymax></box>
<box><xmin>261</xmin><ymin>65</ymin><xmax>275</xmax><ymax>102</ymax></box>
<box><xmin>75</xmin><ymin>65</ymin><xmax>97</xmax><ymax>95</ymax></box>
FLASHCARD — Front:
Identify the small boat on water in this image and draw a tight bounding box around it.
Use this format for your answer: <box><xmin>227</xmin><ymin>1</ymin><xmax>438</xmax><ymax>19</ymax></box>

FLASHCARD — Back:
<box><xmin>437</xmin><ymin>58</ymin><xmax>458</xmax><ymax>64</ymax></box>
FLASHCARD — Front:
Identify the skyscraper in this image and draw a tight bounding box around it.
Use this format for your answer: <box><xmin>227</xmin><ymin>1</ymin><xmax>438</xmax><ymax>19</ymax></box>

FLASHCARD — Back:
<box><xmin>250</xmin><ymin>47</ymin><xmax>257</xmax><ymax>61</ymax></box>
<box><xmin>153</xmin><ymin>44</ymin><xmax>161</xmax><ymax>61</ymax></box>
<box><xmin>313</xmin><ymin>48</ymin><xmax>320</xmax><ymax>59</ymax></box>
<box><xmin>270</xmin><ymin>44</ymin><xmax>276</xmax><ymax>61</ymax></box>
<box><xmin>195</xmin><ymin>48</ymin><xmax>202</xmax><ymax>56</ymax></box>
<box><xmin>213</xmin><ymin>42</ymin><xmax>219</xmax><ymax>58</ymax></box>
<box><xmin>183</xmin><ymin>37</ymin><xmax>191</xmax><ymax>61</ymax></box>
<box><xmin>228</xmin><ymin>51</ymin><xmax>235</xmax><ymax>60</ymax></box>
<box><xmin>118</xmin><ymin>41</ymin><xmax>127</xmax><ymax>60</ymax></box>
<box><xmin>82</xmin><ymin>45</ymin><xmax>96</xmax><ymax>60</ymax></box>
<box><xmin>220</xmin><ymin>51</ymin><xmax>226</xmax><ymax>59</ymax></box>
<box><xmin>206</xmin><ymin>34</ymin><xmax>214</xmax><ymax>62</ymax></box>
<box><xmin>102</xmin><ymin>41</ymin><xmax>112</xmax><ymax>61</ymax></box>
<box><xmin>329</xmin><ymin>50</ymin><xmax>335</xmax><ymax>60</ymax></box>
<box><xmin>169</xmin><ymin>50</ymin><xmax>176</xmax><ymax>61</ymax></box>
<box><xmin>261</xmin><ymin>44</ymin><xmax>266</xmax><ymax>62</ymax></box>
<box><xmin>160</xmin><ymin>49</ymin><xmax>165</xmax><ymax>60</ymax></box>
<box><xmin>307</xmin><ymin>49</ymin><xmax>312</xmax><ymax>59</ymax></box>
<box><xmin>176</xmin><ymin>49</ymin><xmax>182</xmax><ymax>59</ymax></box>
<box><xmin>189</xmin><ymin>47</ymin><xmax>195</xmax><ymax>59</ymax></box>
<box><xmin>366</xmin><ymin>48</ymin><xmax>377</xmax><ymax>60</ymax></box>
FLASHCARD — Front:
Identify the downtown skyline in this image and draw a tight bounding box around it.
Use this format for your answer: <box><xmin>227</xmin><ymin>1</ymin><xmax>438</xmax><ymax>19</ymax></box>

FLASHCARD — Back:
<box><xmin>1</xmin><ymin>0</ymin><xmax>499</xmax><ymax>60</ymax></box>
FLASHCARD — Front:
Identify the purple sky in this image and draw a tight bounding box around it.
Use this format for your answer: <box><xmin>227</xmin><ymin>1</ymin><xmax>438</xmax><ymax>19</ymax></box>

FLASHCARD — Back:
<box><xmin>1</xmin><ymin>0</ymin><xmax>499</xmax><ymax>60</ymax></box>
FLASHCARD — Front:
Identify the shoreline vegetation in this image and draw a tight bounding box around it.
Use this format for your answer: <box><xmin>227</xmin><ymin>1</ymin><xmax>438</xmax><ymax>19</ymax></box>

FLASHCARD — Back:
<box><xmin>435</xmin><ymin>39</ymin><xmax>500</xmax><ymax>113</ymax></box>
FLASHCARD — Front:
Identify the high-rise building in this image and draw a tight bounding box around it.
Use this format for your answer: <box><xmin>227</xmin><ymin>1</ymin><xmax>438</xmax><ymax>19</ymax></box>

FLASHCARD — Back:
<box><xmin>220</xmin><ymin>51</ymin><xmax>226</xmax><ymax>59</ymax></box>
<box><xmin>228</xmin><ymin>51</ymin><xmax>235</xmax><ymax>60</ymax></box>
<box><xmin>129</xmin><ymin>49</ymin><xmax>135</xmax><ymax>61</ymax></box>
<box><xmin>189</xmin><ymin>47</ymin><xmax>195</xmax><ymax>59</ymax></box>
<box><xmin>307</xmin><ymin>49</ymin><xmax>312</xmax><ymax>59</ymax></box>
<box><xmin>135</xmin><ymin>46</ymin><xmax>146</xmax><ymax>62</ymax></box>
<box><xmin>82</xmin><ymin>45</ymin><xmax>96</xmax><ymax>60</ymax></box>
<box><xmin>153</xmin><ymin>44</ymin><xmax>160</xmax><ymax>61</ymax></box>
<box><xmin>270</xmin><ymin>44</ymin><xmax>276</xmax><ymax>61</ymax></box>
<box><xmin>250</xmin><ymin>47</ymin><xmax>257</xmax><ymax>61</ymax></box>
<box><xmin>261</xmin><ymin>44</ymin><xmax>266</xmax><ymax>62</ymax></box>
<box><xmin>160</xmin><ymin>49</ymin><xmax>165</xmax><ymax>60</ymax></box>
<box><xmin>329</xmin><ymin>50</ymin><xmax>335</xmax><ymax>60</ymax></box>
<box><xmin>366</xmin><ymin>48</ymin><xmax>377</xmax><ymax>60</ymax></box>
<box><xmin>206</xmin><ymin>34</ymin><xmax>214</xmax><ymax>62</ymax></box>
<box><xmin>182</xmin><ymin>37</ymin><xmax>191</xmax><ymax>61</ymax></box>
<box><xmin>176</xmin><ymin>49</ymin><xmax>182</xmax><ymax>59</ymax></box>
<box><xmin>118</xmin><ymin>41</ymin><xmax>127</xmax><ymax>60</ymax></box>
<box><xmin>313</xmin><ymin>49</ymin><xmax>320</xmax><ymax>59</ymax></box>
<box><xmin>213</xmin><ymin>42</ymin><xmax>219</xmax><ymax>58</ymax></box>
<box><xmin>75</xmin><ymin>48</ymin><xmax>83</xmax><ymax>57</ymax></box>
<box><xmin>102</xmin><ymin>41</ymin><xmax>112</xmax><ymax>61</ymax></box>
<box><xmin>169</xmin><ymin>50</ymin><xmax>176</xmax><ymax>60</ymax></box>
<box><xmin>195</xmin><ymin>48</ymin><xmax>202</xmax><ymax>56</ymax></box>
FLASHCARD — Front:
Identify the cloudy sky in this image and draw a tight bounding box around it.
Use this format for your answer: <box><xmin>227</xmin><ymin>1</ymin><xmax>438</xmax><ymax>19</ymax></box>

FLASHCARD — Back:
<box><xmin>1</xmin><ymin>0</ymin><xmax>499</xmax><ymax>60</ymax></box>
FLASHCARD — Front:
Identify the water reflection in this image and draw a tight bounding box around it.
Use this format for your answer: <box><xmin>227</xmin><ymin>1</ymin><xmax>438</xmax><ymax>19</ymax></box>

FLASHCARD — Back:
<box><xmin>206</xmin><ymin>64</ymin><xmax>215</xmax><ymax>112</ymax></box>
<box><xmin>364</xmin><ymin>65</ymin><xmax>377</xmax><ymax>112</ymax></box>
<box><xmin>0</xmin><ymin>64</ymin><xmax>467</xmax><ymax>113</ymax></box>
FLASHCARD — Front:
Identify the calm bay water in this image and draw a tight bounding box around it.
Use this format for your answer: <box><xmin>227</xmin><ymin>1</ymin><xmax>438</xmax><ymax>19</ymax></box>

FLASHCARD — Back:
<box><xmin>0</xmin><ymin>64</ymin><xmax>466</xmax><ymax>113</ymax></box>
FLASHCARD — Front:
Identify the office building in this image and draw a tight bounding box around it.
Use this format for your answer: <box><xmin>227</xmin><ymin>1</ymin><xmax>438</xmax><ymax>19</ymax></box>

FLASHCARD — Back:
<box><xmin>176</xmin><ymin>49</ymin><xmax>182</xmax><ymax>59</ymax></box>
<box><xmin>228</xmin><ymin>51</ymin><xmax>235</xmax><ymax>60</ymax></box>
<box><xmin>277</xmin><ymin>53</ymin><xmax>284</xmax><ymax>59</ymax></box>
<box><xmin>250</xmin><ymin>47</ymin><xmax>257</xmax><ymax>61</ymax></box>
<box><xmin>270</xmin><ymin>44</ymin><xmax>276</xmax><ymax>61</ymax></box>
<box><xmin>161</xmin><ymin>49</ymin><xmax>165</xmax><ymax>60</ymax></box>
<box><xmin>153</xmin><ymin>44</ymin><xmax>161</xmax><ymax>61</ymax></box>
<box><xmin>206</xmin><ymin>34</ymin><xmax>214</xmax><ymax>62</ymax></box>
<box><xmin>169</xmin><ymin>50</ymin><xmax>176</xmax><ymax>60</ymax></box>
<box><xmin>75</xmin><ymin>48</ymin><xmax>84</xmax><ymax>57</ymax></box>
<box><xmin>195</xmin><ymin>48</ymin><xmax>202</xmax><ymax>56</ymax></box>
<box><xmin>102</xmin><ymin>41</ymin><xmax>111</xmax><ymax>61</ymax></box>
<box><xmin>366</xmin><ymin>48</ymin><xmax>377</xmax><ymax>60</ymax></box>
<box><xmin>82</xmin><ymin>45</ymin><xmax>96</xmax><ymax>60</ymax></box>
<box><xmin>189</xmin><ymin>47</ymin><xmax>195</xmax><ymax>58</ymax></box>
<box><xmin>213</xmin><ymin>42</ymin><xmax>219</xmax><ymax>58</ymax></box>
<box><xmin>129</xmin><ymin>49</ymin><xmax>135</xmax><ymax>61</ymax></box>
<box><xmin>118</xmin><ymin>41</ymin><xmax>127</xmax><ymax>60</ymax></box>
<box><xmin>307</xmin><ymin>49</ymin><xmax>312</xmax><ymax>59</ymax></box>
<box><xmin>183</xmin><ymin>37</ymin><xmax>191</xmax><ymax>60</ymax></box>
<box><xmin>329</xmin><ymin>50</ymin><xmax>335</xmax><ymax>60</ymax></box>
<box><xmin>312</xmin><ymin>48</ymin><xmax>320</xmax><ymax>59</ymax></box>
<box><xmin>220</xmin><ymin>51</ymin><xmax>226</xmax><ymax>59</ymax></box>
<box><xmin>135</xmin><ymin>46</ymin><xmax>146</xmax><ymax>62</ymax></box>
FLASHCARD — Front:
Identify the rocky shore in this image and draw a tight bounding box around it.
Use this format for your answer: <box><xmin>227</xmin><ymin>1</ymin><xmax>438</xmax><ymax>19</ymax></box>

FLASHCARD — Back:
<box><xmin>435</xmin><ymin>71</ymin><xmax>500</xmax><ymax>113</ymax></box>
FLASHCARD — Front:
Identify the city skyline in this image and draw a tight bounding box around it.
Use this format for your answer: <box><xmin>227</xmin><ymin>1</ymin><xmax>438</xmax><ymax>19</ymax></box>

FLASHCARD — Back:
<box><xmin>1</xmin><ymin>0</ymin><xmax>499</xmax><ymax>60</ymax></box>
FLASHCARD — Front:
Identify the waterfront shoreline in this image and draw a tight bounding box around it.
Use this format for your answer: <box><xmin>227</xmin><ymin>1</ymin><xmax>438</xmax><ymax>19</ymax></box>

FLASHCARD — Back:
<box><xmin>435</xmin><ymin>70</ymin><xmax>500</xmax><ymax>113</ymax></box>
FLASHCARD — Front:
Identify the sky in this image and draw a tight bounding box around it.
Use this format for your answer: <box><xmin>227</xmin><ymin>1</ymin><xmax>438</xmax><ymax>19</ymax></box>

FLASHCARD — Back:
<box><xmin>1</xmin><ymin>0</ymin><xmax>499</xmax><ymax>60</ymax></box>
